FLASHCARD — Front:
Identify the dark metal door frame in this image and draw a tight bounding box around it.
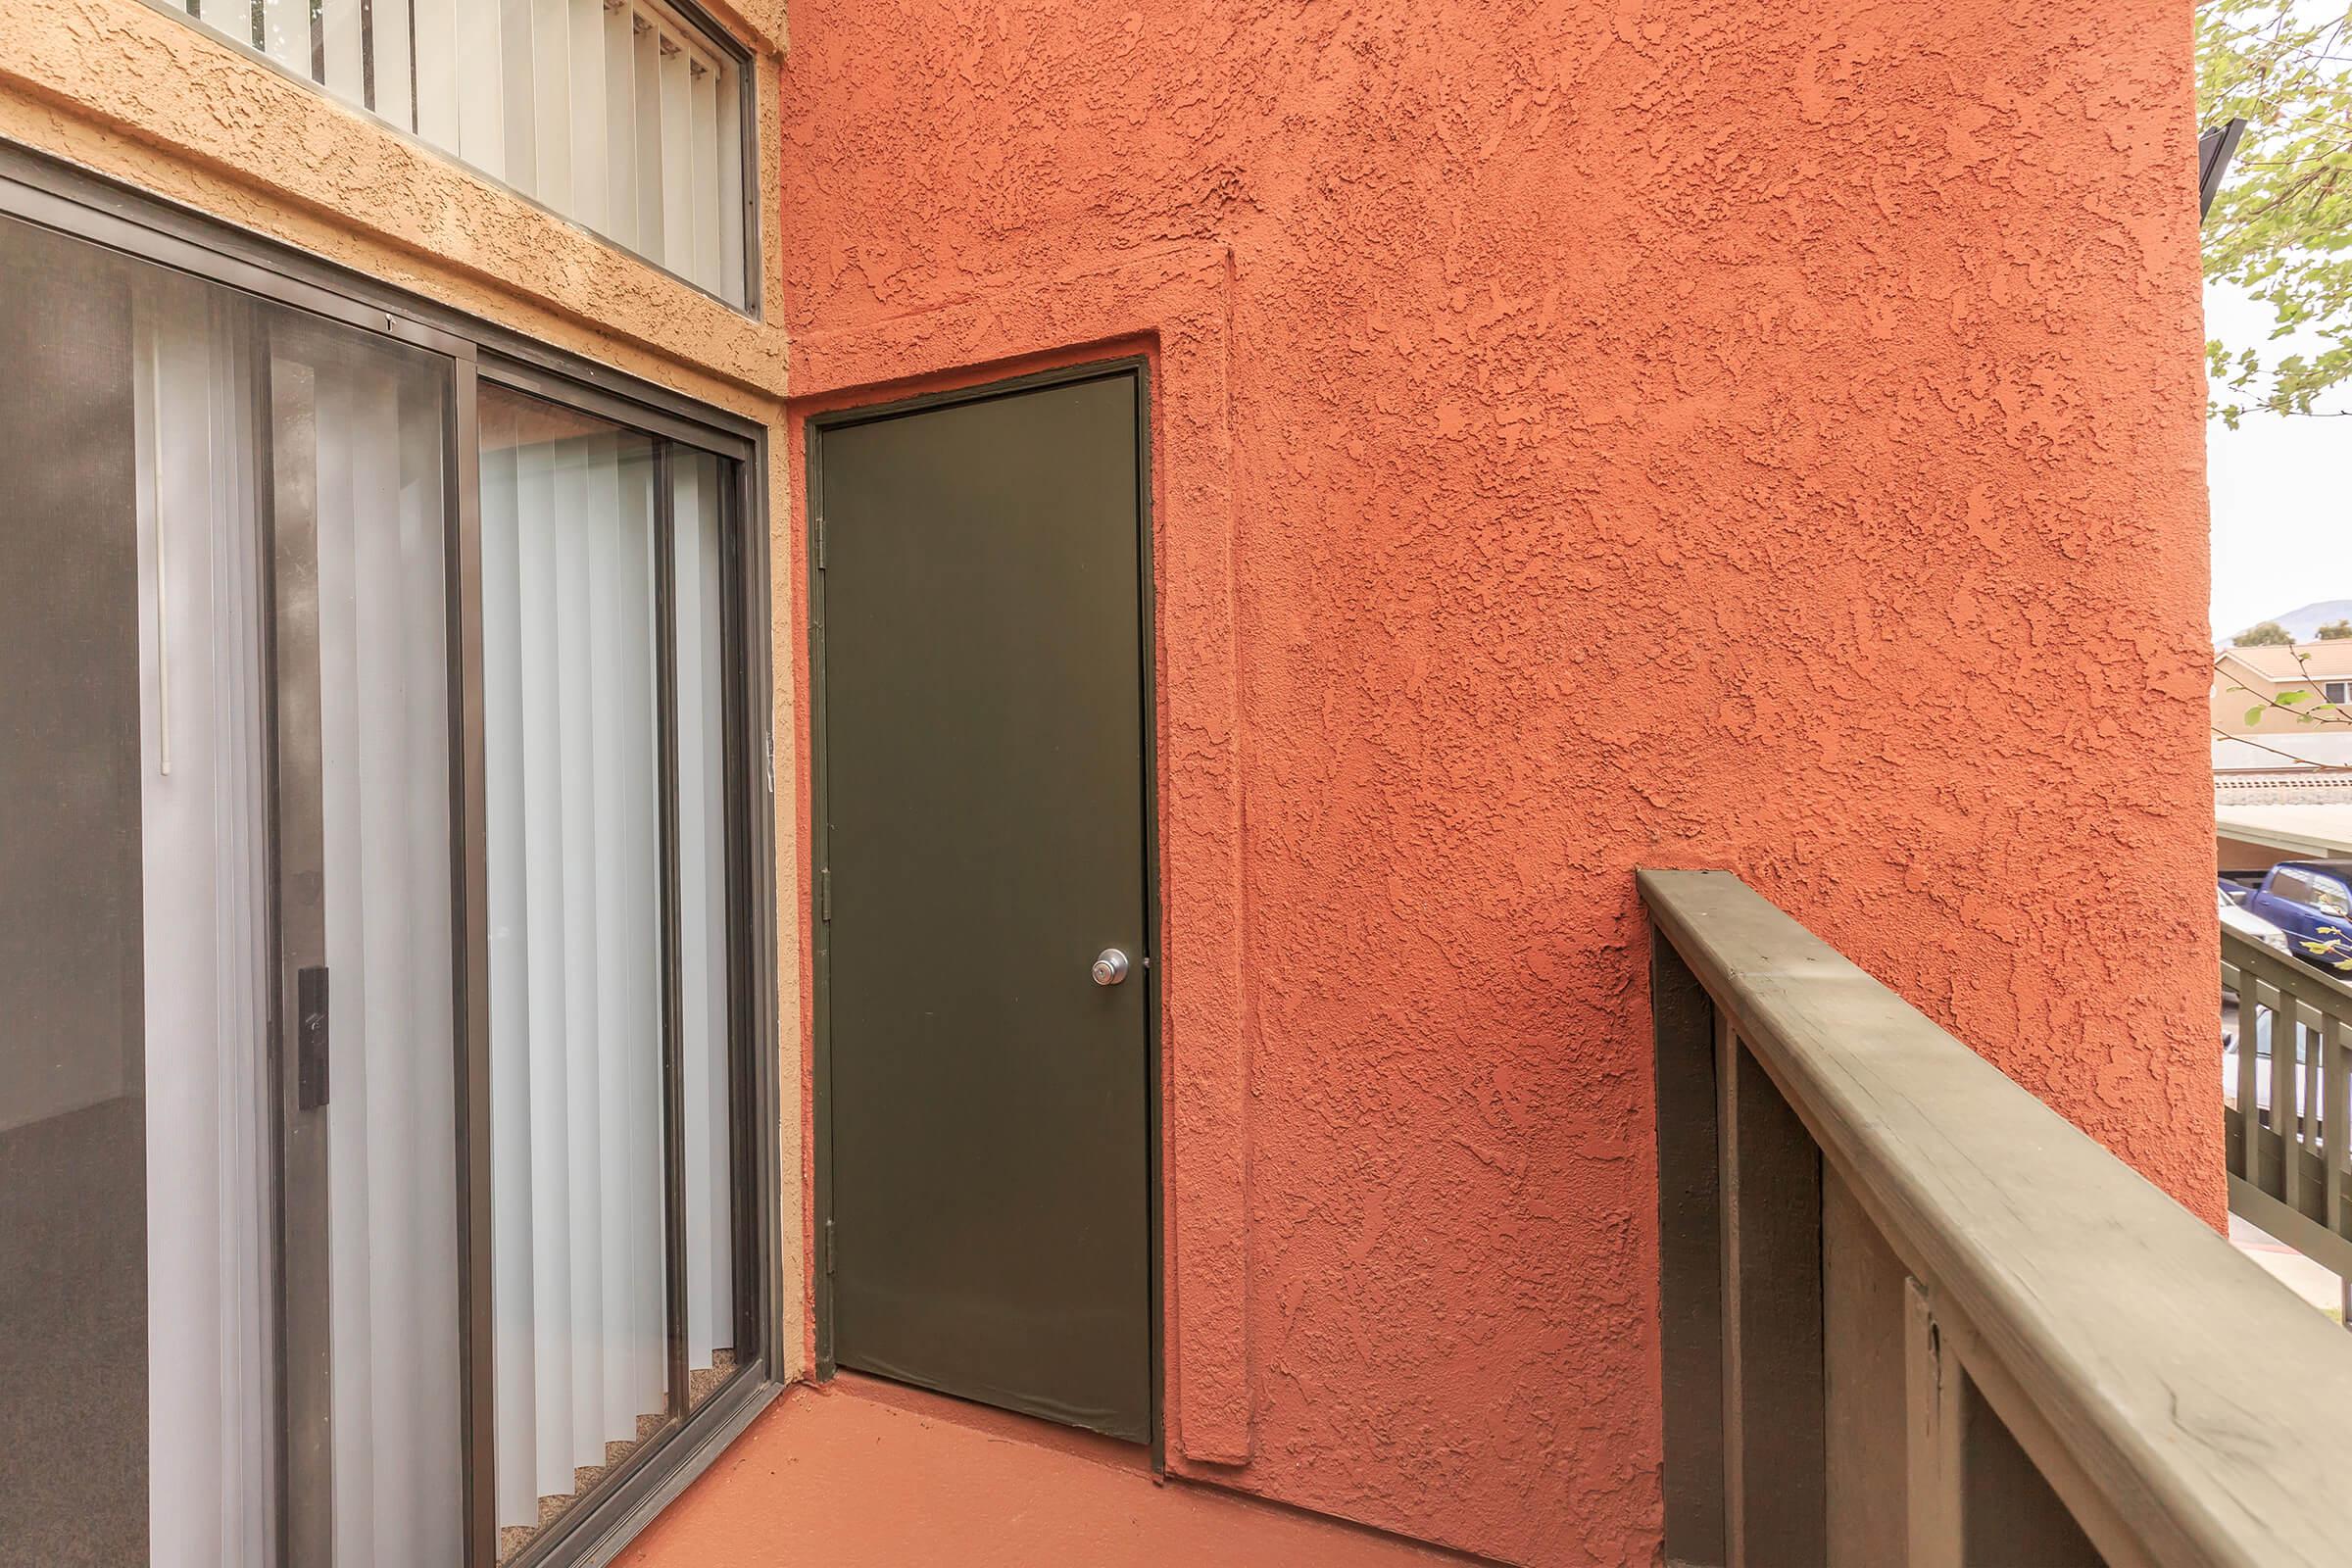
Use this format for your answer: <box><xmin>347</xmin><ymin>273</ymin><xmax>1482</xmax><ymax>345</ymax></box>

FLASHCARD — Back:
<box><xmin>805</xmin><ymin>358</ymin><xmax>1164</xmax><ymax>1461</ymax></box>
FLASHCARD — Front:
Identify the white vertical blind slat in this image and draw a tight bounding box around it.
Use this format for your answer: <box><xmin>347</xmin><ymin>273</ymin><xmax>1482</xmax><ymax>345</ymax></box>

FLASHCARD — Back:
<box><xmin>715</xmin><ymin>58</ymin><xmax>745</xmax><ymax>305</ymax></box>
<box><xmin>320</xmin><ymin>0</ymin><xmax>366</xmax><ymax>106</ymax></box>
<box><xmin>567</xmin><ymin>0</ymin><xmax>611</xmax><ymax>234</ymax></box>
<box><xmin>258</xmin><ymin>0</ymin><xmax>308</xmax><ymax>72</ymax></box>
<box><xmin>458</xmin><ymin>0</ymin><xmax>511</xmax><ymax>180</ymax></box>
<box><xmin>688</xmin><ymin>52</ymin><xmax>721</xmax><ymax>293</ymax></box>
<box><xmin>634</xmin><ymin>20</ymin><xmax>668</xmax><ymax>270</ymax></box>
<box><xmin>622</xmin><ymin>454</ymin><xmax>667</xmax><ymax>1428</ymax></box>
<box><xmin>501</xmin><ymin>0</ymin><xmax>542</xmax><ymax>199</ymax></box>
<box><xmin>516</xmin><ymin>440</ymin><xmax>579</xmax><ymax>1506</ymax></box>
<box><xmin>658</xmin><ymin>31</ymin><xmax>694</xmax><ymax>278</ymax></box>
<box><xmin>673</xmin><ymin>458</ymin><xmax>733</xmax><ymax>1372</ymax></box>
<box><xmin>374</xmin><ymin>0</ymin><xmax>418</xmax><ymax>133</ymax></box>
<box><xmin>673</xmin><ymin>460</ymin><xmax>713</xmax><ymax>1372</ymax></box>
<box><xmin>411</xmin><ymin>0</ymin><xmax>460</xmax><ymax>150</ymax></box>
<box><xmin>552</xmin><ymin>444</ymin><xmax>608</xmax><ymax>1476</ymax></box>
<box><xmin>693</xmin><ymin>464</ymin><xmax>734</xmax><ymax>1361</ymax></box>
<box><xmin>531</xmin><ymin>0</ymin><xmax>576</xmax><ymax>216</ymax></box>
<box><xmin>604</xmin><ymin>1</ymin><xmax>640</xmax><ymax>251</ymax></box>
<box><xmin>481</xmin><ymin>435</ymin><xmax>543</xmax><ymax>1532</ymax></box>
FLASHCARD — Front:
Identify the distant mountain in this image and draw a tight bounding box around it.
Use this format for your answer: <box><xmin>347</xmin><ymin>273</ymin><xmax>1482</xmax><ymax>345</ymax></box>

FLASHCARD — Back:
<box><xmin>2242</xmin><ymin>600</ymin><xmax>2352</xmax><ymax>643</ymax></box>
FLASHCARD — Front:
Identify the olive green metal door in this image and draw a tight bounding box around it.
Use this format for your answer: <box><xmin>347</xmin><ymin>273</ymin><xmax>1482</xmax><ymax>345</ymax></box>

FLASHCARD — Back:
<box><xmin>815</xmin><ymin>368</ymin><xmax>1152</xmax><ymax>1441</ymax></box>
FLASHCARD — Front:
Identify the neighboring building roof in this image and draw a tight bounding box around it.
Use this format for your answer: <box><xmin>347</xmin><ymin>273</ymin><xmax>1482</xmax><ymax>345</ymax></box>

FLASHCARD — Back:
<box><xmin>2216</xmin><ymin>641</ymin><xmax>2352</xmax><ymax>683</ymax></box>
<box><xmin>2216</xmin><ymin>803</ymin><xmax>2352</xmax><ymax>859</ymax></box>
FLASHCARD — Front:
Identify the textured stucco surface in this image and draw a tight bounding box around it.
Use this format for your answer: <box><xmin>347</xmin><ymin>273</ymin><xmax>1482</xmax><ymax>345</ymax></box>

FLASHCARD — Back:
<box><xmin>776</xmin><ymin>2</ymin><xmax>2219</xmax><ymax>1564</ymax></box>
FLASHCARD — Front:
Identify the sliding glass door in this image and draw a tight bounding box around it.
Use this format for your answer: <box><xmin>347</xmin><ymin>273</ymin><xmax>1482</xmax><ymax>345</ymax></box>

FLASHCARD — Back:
<box><xmin>0</xmin><ymin>193</ymin><xmax>763</xmax><ymax>1568</ymax></box>
<box><xmin>266</xmin><ymin>317</ymin><xmax>466</xmax><ymax>1565</ymax></box>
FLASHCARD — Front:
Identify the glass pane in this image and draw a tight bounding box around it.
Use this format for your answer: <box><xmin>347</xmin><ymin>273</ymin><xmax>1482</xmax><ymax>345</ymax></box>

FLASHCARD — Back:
<box><xmin>265</xmin><ymin>315</ymin><xmax>466</xmax><ymax>1566</ymax></box>
<box><xmin>478</xmin><ymin>387</ymin><xmax>669</xmax><ymax>1561</ymax></box>
<box><xmin>0</xmin><ymin>216</ymin><xmax>275</xmax><ymax>1566</ymax></box>
<box><xmin>177</xmin><ymin>0</ymin><xmax>751</xmax><ymax>306</ymax></box>
<box><xmin>671</xmin><ymin>449</ymin><xmax>739</xmax><ymax>1410</ymax></box>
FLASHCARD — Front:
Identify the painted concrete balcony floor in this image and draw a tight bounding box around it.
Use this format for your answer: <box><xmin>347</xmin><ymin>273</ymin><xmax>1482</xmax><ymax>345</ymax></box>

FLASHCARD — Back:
<box><xmin>616</xmin><ymin>1373</ymin><xmax>1481</xmax><ymax>1567</ymax></box>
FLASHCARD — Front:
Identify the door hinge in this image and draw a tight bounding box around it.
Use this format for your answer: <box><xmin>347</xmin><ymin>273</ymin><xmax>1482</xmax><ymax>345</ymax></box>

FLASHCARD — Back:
<box><xmin>812</xmin><ymin>513</ymin><xmax>826</xmax><ymax>570</ymax></box>
<box><xmin>818</xmin><ymin>867</ymin><xmax>832</xmax><ymax>922</ymax></box>
<box><xmin>824</xmin><ymin>1218</ymin><xmax>837</xmax><ymax>1275</ymax></box>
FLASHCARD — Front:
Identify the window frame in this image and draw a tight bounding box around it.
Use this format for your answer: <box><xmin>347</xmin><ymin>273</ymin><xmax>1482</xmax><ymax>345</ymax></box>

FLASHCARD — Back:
<box><xmin>2324</xmin><ymin>680</ymin><xmax>2351</xmax><ymax>706</ymax></box>
<box><xmin>134</xmin><ymin>0</ymin><xmax>763</xmax><ymax>318</ymax></box>
<box><xmin>0</xmin><ymin>137</ymin><xmax>782</xmax><ymax>1568</ymax></box>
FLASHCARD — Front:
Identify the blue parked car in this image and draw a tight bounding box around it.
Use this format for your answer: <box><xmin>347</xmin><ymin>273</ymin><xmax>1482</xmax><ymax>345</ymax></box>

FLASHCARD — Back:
<box><xmin>2239</xmin><ymin>860</ymin><xmax>2352</xmax><ymax>976</ymax></box>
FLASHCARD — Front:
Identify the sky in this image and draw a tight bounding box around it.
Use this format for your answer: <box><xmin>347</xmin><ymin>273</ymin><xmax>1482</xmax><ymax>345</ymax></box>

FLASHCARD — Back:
<box><xmin>2205</xmin><ymin>279</ymin><xmax>2352</xmax><ymax>640</ymax></box>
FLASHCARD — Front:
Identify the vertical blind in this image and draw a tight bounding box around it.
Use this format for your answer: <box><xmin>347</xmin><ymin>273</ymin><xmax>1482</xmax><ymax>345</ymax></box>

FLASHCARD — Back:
<box><xmin>674</xmin><ymin>452</ymin><xmax>737</xmax><ymax>1392</ymax></box>
<box><xmin>134</xmin><ymin>292</ymin><xmax>467</xmax><ymax>1567</ymax></box>
<box><xmin>291</xmin><ymin>334</ymin><xmax>466</xmax><ymax>1568</ymax></box>
<box><xmin>135</xmin><ymin>276</ymin><xmax>277</xmax><ymax>1568</ymax></box>
<box><xmin>479</xmin><ymin>392</ymin><xmax>738</xmax><ymax>1553</ymax></box>
<box><xmin>180</xmin><ymin>0</ymin><xmax>749</xmax><ymax>306</ymax></box>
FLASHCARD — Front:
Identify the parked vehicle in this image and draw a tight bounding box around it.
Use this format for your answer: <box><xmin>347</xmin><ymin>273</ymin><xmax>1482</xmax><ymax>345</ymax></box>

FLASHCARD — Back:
<box><xmin>2223</xmin><ymin>886</ymin><xmax>2295</xmax><ymax>957</ymax></box>
<box><xmin>2238</xmin><ymin>861</ymin><xmax>2352</xmax><ymax>975</ymax></box>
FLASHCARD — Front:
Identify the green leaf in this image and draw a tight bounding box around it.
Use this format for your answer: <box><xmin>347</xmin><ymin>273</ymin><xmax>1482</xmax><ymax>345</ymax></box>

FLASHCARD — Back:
<box><xmin>2249</xmin><ymin>705</ymin><xmax>2271</xmax><ymax>725</ymax></box>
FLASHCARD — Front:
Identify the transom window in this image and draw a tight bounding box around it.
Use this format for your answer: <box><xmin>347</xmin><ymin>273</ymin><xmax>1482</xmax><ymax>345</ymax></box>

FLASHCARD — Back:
<box><xmin>170</xmin><ymin>0</ymin><xmax>754</xmax><ymax>308</ymax></box>
<box><xmin>0</xmin><ymin>163</ymin><xmax>772</xmax><ymax>1568</ymax></box>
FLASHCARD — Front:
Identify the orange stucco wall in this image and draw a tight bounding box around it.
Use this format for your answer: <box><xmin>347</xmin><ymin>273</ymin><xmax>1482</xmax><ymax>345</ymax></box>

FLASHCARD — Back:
<box><xmin>766</xmin><ymin>2</ymin><xmax>2218</xmax><ymax>1563</ymax></box>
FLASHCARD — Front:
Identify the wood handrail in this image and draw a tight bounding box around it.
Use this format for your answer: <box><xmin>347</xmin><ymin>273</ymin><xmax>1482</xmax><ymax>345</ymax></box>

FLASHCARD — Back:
<box><xmin>1643</xmin><ymin>868</ymin><xmax>2352</xmax><ymax>1568</ymax></box>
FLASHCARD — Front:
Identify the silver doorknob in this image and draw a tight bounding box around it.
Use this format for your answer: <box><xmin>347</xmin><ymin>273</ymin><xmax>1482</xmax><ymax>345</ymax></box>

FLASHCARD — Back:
<box><xmin>1092</xmin><ymin>949</ymin><xmax>1131</xmax><ymax>986</ymax></box>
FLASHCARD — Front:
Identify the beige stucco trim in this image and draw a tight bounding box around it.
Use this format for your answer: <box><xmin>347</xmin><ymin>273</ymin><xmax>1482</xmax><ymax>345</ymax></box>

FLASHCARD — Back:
<box><xmin>0</xmin><ymin>2</ymin><xmax>786</xmax><ymax>412</ymax></box>
<box><xmin>0</xmin><ymin>0</ymin><xmax>806</xmax><ymax>1381</ymax></box>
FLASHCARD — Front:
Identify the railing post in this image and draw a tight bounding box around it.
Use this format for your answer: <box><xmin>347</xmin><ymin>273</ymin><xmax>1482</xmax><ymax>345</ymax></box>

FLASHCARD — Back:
<box><xmin>1650</xmin><ymin>936</ymin><xmax>1726</xmax><ymax>1567</ymax></box>
<box><xmin>1716</xmin><ymin>1015</ymin><xmax>1825</xmax><ymax>1566</ymax></box>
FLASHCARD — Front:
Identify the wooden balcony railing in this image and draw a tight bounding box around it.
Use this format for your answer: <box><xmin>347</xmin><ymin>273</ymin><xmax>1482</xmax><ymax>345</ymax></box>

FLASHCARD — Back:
<box><xmin>1644</xmin><ymin>869</ymin><xmax>2352</xmax><ymax>1568</ymax></box>
<box><xmin>2221</xmin><ymin>924</ymin><xmax>2352</xmax><ymax>1282</ymax></box>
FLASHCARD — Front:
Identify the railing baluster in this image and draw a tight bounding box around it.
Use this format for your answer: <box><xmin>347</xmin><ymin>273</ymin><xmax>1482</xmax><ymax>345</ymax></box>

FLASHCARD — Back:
<box><xmin>2329</xmin><ymin>1010</ymin><xmax>2349</xmax><ymax>1247</ymax></box>
<box><xmin>1903</xmin><ymin>1279</ymin><xmax>1961</xmax><ymax>1568</ymax></box>
<box><xmin>2278</xmin><ymin>979</ymin><xmax>2305</xmax><ymax>1212</ymax></box>
<box><xmin>1823</xmin><ymin>1173</ymin><xmax>1906</xmax><ymax>1565</ymax></box>
<box><xmin>2239</xmin><ymin>976</ymin><xmax>2265</xmax><ymax>1184</ymax></box>
<box><xmin>2306</xmin><ymin>1005</ymin><xmax>2323</xmax><ymax>1178</ymax></box>
<box><xmin>1716</xmin><ymin>1014</ymin><xmax>1826</xmax><ymax>1567</ymax></box>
